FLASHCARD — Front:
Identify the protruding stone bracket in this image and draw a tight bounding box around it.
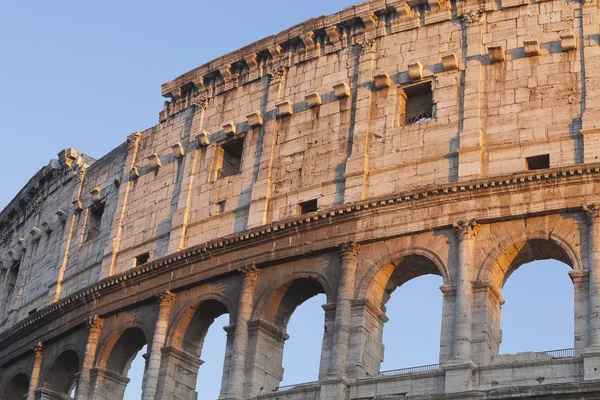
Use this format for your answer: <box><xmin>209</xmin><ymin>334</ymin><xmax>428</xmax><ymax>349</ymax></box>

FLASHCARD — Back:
<box><xmin>301</xmin><ymin>31</ymin><xmax>317</xmax><ymax>53</ymax></box>
<box><xmin>374</xmin><ymin>73</ymin><xmax>392</xmax><ymax>90</ymax></box>
<box><xmin>148</xmin><ymin>154</ymin><xmax>162</xmax><ymax>171</ymax></box>
<box><xmin>325</xmin><ymin>26</ymin><xmax>341</xmax><ymax>43</ymax></box>
<box><xmin>247</xmin><ymin>111</ymin><xmax>264</xmax><ymax>128</ymax></box>
<box><xmin>453</xmin><ymin>219</ymin><xmax>478</xmax><ymax>239</ymax></box>
<box><xmin>442</xmin><ymin>54</ymin><xmax>459</xmax><ymax>71</ymax></box>
<box><xmin>29</xmin><ymin>227</ymin><xmax>42</xmax><ymax>242</ymax></box>
<box><xmin>90</xmin><ymin>187</ymin><xmax>102</xmax><ymax>203</ymax></box>
<box><xmin>72</xmin><ymin>198</ymin><xmax>83</xmax><ymax>212</ymax></box>
<box><xmin>561</xmin><ymin>34</ymin><xmax>577</xmax><ymax>51</ymax></box>
<box><xmin>56</xmin><ymin>209</ymin><xmax>68</xmax><ymax>224</ymax></box>
<box><xmin>244</xmin><ymin>54</ymin><xmax>259</xmax><ymax>71</ymax></box>
<box><xmin>408</xmin><ymin>61</ymin><xmax>423</xmax><ymax>80</ymax></box>
<box><xmin>488</xmin><ymin>45</ymin><xmax>506</xmax><ymax>63</ymax></box>
<box><xmin>276</xmin><ymin>100</ymin><xmax>294</xmax><ymax>118</ymax></box>
<box><xmin>195</xmin><ymin>131</ymin><xmax>211</xmax><ymax>148</ymax></box>
<box><xmin>41</xmin><ymin>222</ymin><xmax>53</xmax><ymax>234</ymax></box>
<box><xmin>523</xmin><ymin>39</ymin><xmax>540</xmax><ymax>56</ymax></box>
<box><xmin>171</xmin><ymin>143</ymin><xmax>185</xmax><ymax>159</ymax></box>
<box><xmin>223</xmin><ymin>121</ymin><xmax>237</xmax><ymax>137</ymax></box>
<box><xmin>305</xmin><ymin>92</ymin><xmax>322</xmax><ymax>108</ymax></box>
<box><xmin>58</xmin><ymin>148</ymin><xmax>79</xmax><ymax>169</ymax></box>
<box><xmin>333</xmin><ymin>82</ymin><xmax>351</xmax><ymax>99</ymax></box>
<box><xmin>238</xmin><ymin>264</ymin><xmax>260</xmax><ymax>281</ymax></box>
<box><xmin>129</xmin><ymin>167</ymin><xmax>140</xmax><ymax>181</ymax></box>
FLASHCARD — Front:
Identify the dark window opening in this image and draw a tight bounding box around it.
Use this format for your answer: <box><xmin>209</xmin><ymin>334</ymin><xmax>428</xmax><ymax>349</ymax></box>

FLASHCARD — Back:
<box><xmin>6</xmin><ymin>262</ymin><xmax>20</xmax><ymax>301</ymax></box>
<box><xmin>218</xmin><ymin>201</ymin><xmax>226</xmax><ymax>214</ymax></box>
<box><xmin>401</xmin><ymin>81</ymin><xmax>434</xmax><ymax>125</ymax></box>
<box><xmin>28</xmin><ymin>308</ymin><xmax>37</xmax><ymax>316</ymax></box>
<box><xmin>298</xmin><ymin>199</ymin><xmax>318</xmax><ymax>215</ymax></box>
<box><xmin>216</xmin><ymin>139</ymin><xmax>244</xmax><ymax>179</ymax></box>
<box><xmin>135</xmin><ymin>252</ymin><xmax>150</xmax><ymax>267</ymax></box>
<box><xmin>85</xmin><ymin>203</ymin><xmax>105</xmax><ymax>242</ymax></box>
<box><xmin>526</xmin><ymin>154</ymin><xmax>550</xmax><ymax>170</ymax></box>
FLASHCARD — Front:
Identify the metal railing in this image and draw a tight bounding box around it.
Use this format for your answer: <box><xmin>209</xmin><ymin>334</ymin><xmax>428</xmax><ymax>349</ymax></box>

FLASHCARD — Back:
<box><xmin>379</xmin><ymin>363</ymin><xmax>440</xmax><ymax>377</ymax></box>
<box><xmin>275</xmin><ymin>381</ymin><xmax>318</xmax><ymax>392</ymax></box>
<box><xmin>545</xmin><ymin>348</ymin><xmax>574</xmax><ymax>358</ymax></box>
<box><xmin>402</xmin><ymin>109</ymin><xmax>434</xmax><ymax>125</ymax></box>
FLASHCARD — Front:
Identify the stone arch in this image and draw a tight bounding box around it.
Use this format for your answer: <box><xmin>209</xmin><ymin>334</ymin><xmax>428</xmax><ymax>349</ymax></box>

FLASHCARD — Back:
<box><xmin>157</xmin><ymin>294</ymin><xmax>233</xmax><ymax>400</ymax></box>
<box><xmin>92</xmin><ymin>324</ymin><xmax>150</xmax><ymax>400</ymax></box>
<box><xmin>40</xmin><ymin>349</ymin><xmax>80</xmax><ymax>396</ymax></box>
<box><xmin>252</xmin><ymin>270</ymin><xmax>334</xmax><ymax>323</ymax></box>
<box><xmin>477</xmin><ymin>230</ymin><xmax>582</xmax><ymax>290</ymax></box>
<box><xmin>246</xmin><ymin>272</ymin><xmax>332</xmax><ymax>395</ymax></box>
<box><xmin>1</xmin><ymin>371</ymin><xmax>29</xmax><ymax>400</ymax></box>
<box><xmin>357</xmin><ymin>247</ymin><xmax>450</xmax><ymax>310</ymax></box>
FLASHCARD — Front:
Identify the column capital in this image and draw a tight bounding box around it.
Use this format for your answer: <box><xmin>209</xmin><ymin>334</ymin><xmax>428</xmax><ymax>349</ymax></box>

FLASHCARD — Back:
<box><xmin>85</xmin><ymin>315</ymin><xmax>103</xmax><ymax>332</ymax></box>
<box><xmin>32</xmin><ymin>342</ymin><xmax>43</xmax><ymax>355</ymax></box>
<box><xmin>453</xmin><ymin>219</ymin><xmax>478</xmax><ymax>240</ymax></box>
<box><xmin>584</xmin><ymin>204</ymin><xmax>600</xmax><ymax>223</ymax></box>
<box><xmin>340</xmin><ymin>242</ymin><xmax>360</xmax><ymax>261</ymax></box>
<box><xmin>157</xmin><ymin>290</ymin><xmax>175</xmax><ymax>307</ymax></box>
<box><xmin>569</xmin><ymin>269</ymin><xmax>590</xmax><ymax>283</ymax></box>
<box><xmin>238</xmin><ymin>264</ymin><xmax>260</xmax><ymax>282</ymax></box>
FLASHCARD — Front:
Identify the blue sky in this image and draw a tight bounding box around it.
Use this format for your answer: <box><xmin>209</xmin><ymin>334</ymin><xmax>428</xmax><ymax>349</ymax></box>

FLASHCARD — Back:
<box><xmin>0</xmin><ymin>2</ymin><xmax>575</xmax><ymax>399</ymax></box>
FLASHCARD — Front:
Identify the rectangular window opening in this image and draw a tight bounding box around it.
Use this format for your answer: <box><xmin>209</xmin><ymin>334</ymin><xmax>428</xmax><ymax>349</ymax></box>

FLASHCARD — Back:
<box><xmin>401</xmin><ymin>81</ymin><xmax>434</xmax><ymax>125</ymax></box>
<box><xmin>218</xmin><ymin>200</ymin><xmax>226</xmax><ymax>214</ymax></box>
<box><xmin>216</xmin><ymin>139</ymin><xmax>244</xmax><ymax>179</ymax></box>
<box><xmin>525</xmin><ymin>154</ymin><xmax>550</xmax><ymax>170</ymax></box>
<box><xmin>135</xmin><ymin>252</ymin><xmax>150</xmax><ymax>267</ymax></box>
<box><xmin>298</xmin><ymin>199</ymin><xmax>318</xmax><ymax>215</ymax></box>
<box><xmin>85</xmin><ymin>203</ymin><xmax>105</xmax><ymax>242</ymax></box>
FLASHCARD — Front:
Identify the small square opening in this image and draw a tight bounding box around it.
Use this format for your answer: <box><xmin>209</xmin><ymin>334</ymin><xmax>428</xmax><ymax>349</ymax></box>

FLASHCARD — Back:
<box><xmin>216</xmin><ymin>139</ymin><xmax>244</xmax><ymax>179</ymax></box>
<box><xmin>298</xmin><ymin>199</ymin><xmax>318</xmax><ymax>215</ymax></box>
<box><xmin>525</xmin><ymin>154</ymin><xmax>550</xmax><ymax>170</ymax></box>
<box><xmin>85</xmin><ymin>203</ymin><xmax>105</xmax><ymax>242</ymax></box>
<box><xmin>135</xmin><ymin>252</ymin><xmax>150</xmax><ymax>267</ymax></box>
<box><xmin>401</xmin><ymin>81</ymin><xmax>434</xmax><ymax>125</ymax></box>
<box><xmin>217</xmin><ymin>200</ymin><xmax>226</xmax><ymax>214</ymax></box>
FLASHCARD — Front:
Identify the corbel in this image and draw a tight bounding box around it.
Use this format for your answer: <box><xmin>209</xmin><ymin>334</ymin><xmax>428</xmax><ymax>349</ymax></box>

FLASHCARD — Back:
<box><xmin>374</xmin><ymin>73</ymin><xmax>392</xmax><ymax>90</ymax></box>
<box><xmin>560</xmin><ymin>34</ymin><xmax>576</xmax><ymax>51</ymax></box>
<box><xmin>325</xmin><ymin>26</ymin><xmax>341</xmax><ymax>43</ymax></box>
<box><xmin>56</xmin><ymin>209</ymin><xmax>68</xmax><ymax>224</ymax></box>
<box><xmin>148</xmin><ymin>154</ymin><xmax>162</xmax><ymax>170</ymax></box>
<box><xmin>305</xmin><ymin>92</ymin><xmax>322</xmax><ymax>108</ymax></box>
<box><xmin>90</xmin><ymin>187</ymin><xmax>102</xmax><ymax>203</ymax></box>
<box><xmin>29</xmin><ymin>227</ymin><xmax>42</xmax><ymax>241</ymax></box>
<box><xmin>408</xmin><ymin>61</ymin><xmax>423</xmax><ymax>80</ymax></box>
<box><xmin>301</xmin><ymin>31</ymin><xmax>317</xmax><ymax>53</ymax></box>
<box><xmin>275</xmin><ymin>100</ymin><xmax>294</xmax><ymax>117</ymax></box>
<box><xmin>223</xmin><ymin>121</ymin><xmax>237</xmax><ymax>137</ymax></box>
<box><xmin>442</xmin><ymin>54</ymin><xmax>459</xmax><ymax>71</ymax></box>
<box><xmin>247</xmin><ymin>111</ymin><xmax>264</xmax><ymax>128</ymax></box>
<box><xmin>129</xmin><ymin>167</ymin><xmax>140</xmax><ymax>181</ymax></box>
<box><xmin>72</xmin><ymin>198</ymin><xmax>83</xmax><ymax>212</ymax></box>
<box><xmin>523</xmin><ymin>39</ymin><xmax>540</xmax><ymax>56</ymax></box>
<box><xmin>41</xmin><ymin>221</ymin><xmax>53</xmax><ymax>234</ymax></box>
<box><xmin>196</xmin><ymin>131</ymin><xmax>211</xmax><ymax>147</ymax></box>
<box><xmin>333</xmin><ymin>82</ymin><xmax>351</xmax><ymax>99</ymax></box>
<box><xmin>488</xmin><ymin>45</ymin><xmax>506</xmax><ymax>63</ymax></box>
<box><xmin>172</xmin><ymin>143</ymin><xmax>185</xmax><ymax>159</ymax></box>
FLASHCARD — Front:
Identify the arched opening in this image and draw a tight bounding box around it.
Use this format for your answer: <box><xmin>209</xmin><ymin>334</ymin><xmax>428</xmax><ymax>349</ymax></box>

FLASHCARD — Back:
<box><xmin>96</xmin><ymin>327</ymin><xmax>148</xmax><ymax>399</ymax></box>
<box><xmin>500</xmin><ymin>259</ymin><xmax>573</xmax><ymax>354</ymax></box>
<box><xmin>123</xmin><ymin>344</ymin><xmax>146</xmax><ymax>399</ymax></box>
<box><xmin>2</xmin><ymin>373</ymin><xmax>29</xmax><ymax>400</ymax></box>
<box><xmin>280</xmin><ymin>293</ymin><xmax>327</xmax><ymax>387</ymax></box>
<box><xmin>157</xmin><ymin>299</ymin><xmax>230</xmax><ymax>400</ymax></box>
<box><xmin>367</xmin><ymin>255</ymin><xmax>445</xmax><ymax>373</ymax></box>
<box><xmin>249</xmin><ymin>277</ymin><xmax>327</xmax><ymax>394</ymax></box>
<box><xmin>42</xmin><ymin>350</ymin><xmax>80</xmax><ymax>398</ymax></box>
<box><xmin>481</xmin><ymin>238</ymin><xmax>576</xmax><ymax>360</ymax></box>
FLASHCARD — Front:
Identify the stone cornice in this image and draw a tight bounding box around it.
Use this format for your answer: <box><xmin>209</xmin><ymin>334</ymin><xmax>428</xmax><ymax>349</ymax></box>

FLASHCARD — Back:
<box><xmin>0</xmin><ymin>163</ymin><xmax>599</xmax><ymax>357</ymax></box>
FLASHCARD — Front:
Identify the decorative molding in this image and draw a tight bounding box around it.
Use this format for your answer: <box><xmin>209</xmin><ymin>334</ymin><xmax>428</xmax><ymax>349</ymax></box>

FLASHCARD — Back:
<box><xmin>453</xmin><ymin>219</ymin><xmax>478</xmax><ymax>239</ymax></box>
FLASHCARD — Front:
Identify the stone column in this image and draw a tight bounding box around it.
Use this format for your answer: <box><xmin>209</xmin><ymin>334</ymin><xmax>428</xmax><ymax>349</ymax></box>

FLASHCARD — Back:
<box><xmin>27</xmin><ymin>342</ymin><xmax>43</xmax><ymax>400</ymax></box>
<box><xmin>75</xmin><ymin>315</ymin><xmax>103</xmax><ymax>400</ymax></box>
<box><xmin>570</xmin><ymin>270</ymin><xmax>590</xmax><ymax>356</ymax></box>
<box><xmin>222</xmin><ymin>265</ymin><xmax>259</xmax><ymax>400</ymax></box>
<box><xmin>143</xmin><ymin>290</ymin><xmax>175</xmax><ymax>400</ymax></box>
<box><xmin>444</xmin><ymin>220</ymin><xmax>477</xmax><ymax>394</ymax></box>
<box><xmin>329</xmin><ymin>243</ymin><xmax>359</xmax><ymax>377</ymax></box>
<box><xmin>451</xmin><ymin>219</ymin><xmax>478</xmax><ymax>361</ymax></box>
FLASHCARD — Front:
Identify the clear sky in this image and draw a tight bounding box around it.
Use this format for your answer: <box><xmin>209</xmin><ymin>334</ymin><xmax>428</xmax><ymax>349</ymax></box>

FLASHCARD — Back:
<box><xmin>0</xmin><ymin>2</ymin><xmax>575</xmax><ymax>399</ymax></box>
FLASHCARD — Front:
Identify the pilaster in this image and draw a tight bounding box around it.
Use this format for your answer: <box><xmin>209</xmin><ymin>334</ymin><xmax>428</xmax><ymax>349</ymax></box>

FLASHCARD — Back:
<box><xmin>27</xmin><ymin>342</ymin><xmax>43</xmax><ymax>400</ymax></box>
<box><xmin>75</xmin><ymin>315</ymin><xmax>103</xmax><ymax>400</ymax></box>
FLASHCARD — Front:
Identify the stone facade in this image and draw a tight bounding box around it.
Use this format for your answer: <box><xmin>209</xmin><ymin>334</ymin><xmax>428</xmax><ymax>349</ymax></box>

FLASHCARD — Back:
<box><xmin>1</xmin><ymin>0</ymin><xmax>600</xmax><ymax>398</ymax></box>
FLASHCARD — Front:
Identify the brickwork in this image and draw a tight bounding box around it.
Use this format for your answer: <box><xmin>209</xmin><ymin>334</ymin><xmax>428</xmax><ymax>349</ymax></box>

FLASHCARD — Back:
<box><xmin>1</xmin><ymin>0</ymin><xmax>600</xmax><ymax>398</ymax></box>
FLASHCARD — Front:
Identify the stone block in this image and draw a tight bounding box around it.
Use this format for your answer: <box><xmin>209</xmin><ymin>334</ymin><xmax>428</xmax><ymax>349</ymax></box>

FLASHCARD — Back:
<box><xmin>275</xmin><ymin>100</ymin><xmax>294</xmax><ymax>117</ymax></box>
<box><xmin>523</xmin><ymin>39</ymin><xmax>540</xmax><ymax>56</ymax></box>
<box><xmin>374</xmin><ymin>73</ymin><xmax>392</xmax><ymax>90</ymax></box>
<box><xmin>333</xmin><ymin>82</ymin><xmax>351</xmax><ymax>98</ymax></box>
<box><xmin>561</xmin><ymin>34</ymin><xmax>577</xmax><ymax>51</ymax></box>
<box><xmin>246</xmin><ymin>111</ymin><xmax>263</xmax><ymax>128</ymax></box>
<box><xmin>488</xmin><ymin>45</ymin><xmax>506</xmax><ymax>63</ymax></box>
<box><xmin>408</xmin><ymin>61</ymin><xmax>424</xmax><ymax>80</ymax></box>
<box><xmin>305</xmin><ymin>92</ymin><xmax>322</xmax><ymax>108</ymax></box>
<box><xmin>195</xmin><ymin>131</ymin><xmax>211</xmax><ymax>148</ymax></box>
<box><xmin>148</xmin><ymin>154</ymin><xmax>162</xmax><ymax>170</ymax></box>
<box><xmin>442</xmin><ymin>54</ymin><xmax>459</xmax><ymax>71</ymax></box>
<box><xmin>223</xmin><ymin>121</ymin><xmax>236</xmax><ymax>137</ymax></box>
<box><xmin>171</xmin><ymin>142</ymin><xmax>185</xmax><ymax>159</ymax></box>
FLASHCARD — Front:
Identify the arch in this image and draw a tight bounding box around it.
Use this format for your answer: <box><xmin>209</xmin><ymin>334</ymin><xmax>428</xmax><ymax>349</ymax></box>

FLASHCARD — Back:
<box><xmin>41</xmin><ymin>349</ymin><xmax>80</xmax><ymax>395</ymax></box>
<box><xmin>477</xmin><ymin>231</ymin><xmax>582</xmax><ymax>290</ymax></box>
<box><xmin>95</xmin><ymin>323</ymin><xmax>151</xmax><ymax>372</ymax></box>
<box><xmin>357</xmin><ymin>247</ymin><xmax>450</xmax><ymax>303</ymax></box>
<box><xmin>252</xmin><ymin>270</ymin><xmax>334</xmax><ymax>323</ymax></box>
<box><xmin>358</xmin><ymin>248</ymin><xmax>449</xmax><ymax>311</ymax></box>
<box><xmin>1</xmin><ymin>371</ymin><xmax>29</xmax><ymax>400</ymax></box>
<box><xmin>157</xmin><ymin>294</ymin><xmax>233</xmax><ymax>400</ymax></box>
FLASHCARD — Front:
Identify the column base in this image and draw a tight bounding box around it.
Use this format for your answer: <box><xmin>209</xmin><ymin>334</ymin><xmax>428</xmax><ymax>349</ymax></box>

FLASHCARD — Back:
<box><xmin>442</xmin><ymin>359</ymin><xmax>476</xmax><ymax>393</ymax></box>
<box><xmin>319</xmin><ymin>377</ymin><xmax>351</xmax><ymax>400</ymax></box>
<box><xmin>581</xmin><ymin>346</ymin><xmax>600</xmax><ymax>381</ymax></box>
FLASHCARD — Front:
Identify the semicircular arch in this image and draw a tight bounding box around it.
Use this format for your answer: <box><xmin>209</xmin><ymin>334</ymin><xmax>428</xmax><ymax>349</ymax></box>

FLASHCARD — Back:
<box><xmin>94</xmin><ymin>322</ymin><xmax>151</xmax><ymax>373</ymax></box>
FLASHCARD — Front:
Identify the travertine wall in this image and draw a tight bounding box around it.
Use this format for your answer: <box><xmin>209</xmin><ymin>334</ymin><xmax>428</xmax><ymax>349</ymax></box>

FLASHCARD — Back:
<box><xmin>2</xmin><ymin>0</ymin><xmax>600</xmax><ymax>398</ymax></box>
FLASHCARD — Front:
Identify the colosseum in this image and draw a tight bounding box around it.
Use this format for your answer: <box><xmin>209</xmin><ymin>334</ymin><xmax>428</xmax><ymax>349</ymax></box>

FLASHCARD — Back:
<box><xmin>1</xmin><ymin>0</ymin><xmax>600</xmax><ymax>398</ymax></box>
